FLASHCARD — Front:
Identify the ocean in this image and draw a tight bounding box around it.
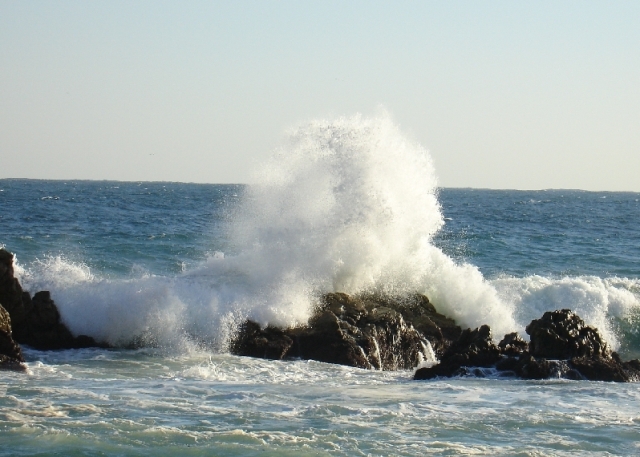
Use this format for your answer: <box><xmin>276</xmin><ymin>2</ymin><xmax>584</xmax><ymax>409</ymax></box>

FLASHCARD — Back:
<box><xmin>1</xmin><ymin>115</ymin><xmax>639</xmax><ymax>455</ymax></box>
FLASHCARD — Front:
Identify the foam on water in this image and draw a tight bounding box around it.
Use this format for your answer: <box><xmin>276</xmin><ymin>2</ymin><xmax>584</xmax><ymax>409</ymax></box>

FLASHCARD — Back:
<box><xmin>492</xmin><ymin>275</ymin><xmax>640</xmax><ymax>352</ymax></box>
<box><xmin>5</xmin><ymin>348</ymin><xmax>640</xmax><ymax>456</ymax></box>
<box><xmin>11</xmin><ymin>113</ymin><xmax>640</xmax><ymax>354</ymax></box>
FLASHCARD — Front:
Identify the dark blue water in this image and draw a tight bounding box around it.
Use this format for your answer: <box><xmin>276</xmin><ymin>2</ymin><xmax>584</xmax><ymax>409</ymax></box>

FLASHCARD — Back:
<box><xmin>436</xmin><ymin>188</ymin><xmax>640</xmax><ymax>278</ymax></box>
<box><xmin>0</xmin><ymin>180</ymin><xmax>242</xmax><ymax>276</ymax></box>
<box><xmin>3</xmin><ymin>180</ymin><xmax>639</xmax><ymax>280</ymax></box>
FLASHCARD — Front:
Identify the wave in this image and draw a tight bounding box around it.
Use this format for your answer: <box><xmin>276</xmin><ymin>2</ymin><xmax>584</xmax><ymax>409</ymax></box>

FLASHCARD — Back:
<box><xmin>12</xmin><ymin>113</ymin><xmax>640</xmax><ymax>357</ymax></box>
<box><xmin>491</xmin><ymin>275</ymin><xmax>640</xmax><ymax>355</ymax></box>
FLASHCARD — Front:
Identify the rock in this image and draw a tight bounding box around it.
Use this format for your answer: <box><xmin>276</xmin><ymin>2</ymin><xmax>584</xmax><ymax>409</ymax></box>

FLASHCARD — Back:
<box><xmin>498</xmin><ymin>332</ymin><xmax>529</xmax><ymax>356</ymax></box>
<box><xmin>12</xmin><ymin>291</ymin><xmax>102</xmax><ymax>350</ymax></box>
<box><xmin>446</xmin><ymin>325</ymin><xmax>500</xmax><ymax>365</ymax></box>
<box><xmin>514</xmin><ymin>353</ymin><xmax>583</xmax><ymax>380</ymax></box>
<box><xmin>415</xmin><ymin>309</ymin><xmax>640</xmax><ymax>383</ymax></box>
<box><xmin>231</xmin><ymin>292</ymin><xmax>436</xmax><ymax>370</ymax></box>
<box><xmin>0</xmin><ymin>304</ymin><xmax>26</xmax><ymax>371</ymax></box>
<box><xmin>526</xmin><ymin>309</ymin><xmax>611</xmax><ymax>359</ymax></box>
<box><xmin>372</xmin><ymin>293</ymin><xmax>462</xmax><ymax>358</ymax></box>
<box><xmin>622</xmin><ymin>359</ymin><xmax>640</xmax><ymax>381</ymax></box>
<box><xmin>0</xmin><ymin>249</ymin><xmax>27</xmax><ymax>323</ymax></box>
<box><xmin>0</xmin><ymin>249</ymin><xmax>106</xmax><ymax>350</ymax></box>
<box><xmin>231</xmin><ymin>321</ymin><xmax>293</xmax><ymax>360</ymax></box>
<box><xmin>233</xmin><ymin>295</ymin><xmax>640</xmax><ymax>382</ymax></box>
<box><xmin>522</xmin><ymin>312</ymin><xmax>640</xmax><ymax>381</ymax></box>
<box><xmin>414</xmin><ymin>325</ymin><xmax>504</xmax><ymax>380</ymax></box>
<box><xmin>568</xmin><ymin>355</ymin><xmax>634</xmax><ymax>382</ymax></box>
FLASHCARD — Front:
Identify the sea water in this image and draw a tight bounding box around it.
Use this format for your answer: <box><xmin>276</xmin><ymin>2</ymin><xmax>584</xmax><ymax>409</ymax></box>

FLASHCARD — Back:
<box><xmin>1</xmin><ymin>114</ymin><xmax>640</xmax><ymax>455</ymax></box>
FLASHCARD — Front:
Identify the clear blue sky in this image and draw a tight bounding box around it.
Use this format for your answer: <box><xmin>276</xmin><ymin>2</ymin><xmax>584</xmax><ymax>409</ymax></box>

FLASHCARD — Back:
<box><xmin>1</xmin><ymin>0</ymin><xmax>638</xmax><ymax>190</ymax></box>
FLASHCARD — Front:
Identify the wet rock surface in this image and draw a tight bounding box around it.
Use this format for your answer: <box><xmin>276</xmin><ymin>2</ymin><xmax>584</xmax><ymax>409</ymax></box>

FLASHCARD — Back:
<box><xmin>235</xmin><ymin>294</ymin><xmax>640</xmax><ymax>382</ymax></box>
<box><xmin>232</xmin><ymin>292</ymin><xmax>457</xmax><ymax>370</ymax></box>
<box><xmin>0</xmin><ymin>303</ymin><xmax>25</xmax><ymax>370</ymax></box>
<box><xmin>0</xmin><ymin>249</ymin><xmax>105</xmax><ymax>351</ymax></box>
<box><xmin>415</xmin><ymin>309</ymin><xmax>640</xmax><ymax>382</ymax></box>
<box><xmin>526</xmin><ymin>309</ymin><xmax>611</xmax><ymax>359</ymax></box>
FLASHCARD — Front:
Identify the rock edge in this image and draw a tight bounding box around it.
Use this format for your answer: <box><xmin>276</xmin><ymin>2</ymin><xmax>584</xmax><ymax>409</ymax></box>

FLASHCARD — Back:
<box><xmin>0</xmin><ymin>249</ymin><xmax>107</xmax><ymax>370</ymax></box>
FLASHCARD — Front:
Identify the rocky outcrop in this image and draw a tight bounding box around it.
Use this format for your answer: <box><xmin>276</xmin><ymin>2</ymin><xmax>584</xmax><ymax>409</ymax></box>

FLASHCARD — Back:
<box><xmin>413</xmin><ymin>325</ymin><xmax>503</xmax><ymax>378</ymax></box>
<box><xmin>232</xmin><ymin>292</ymin><xmax>458</xmax><ymax>370</ymax></box>
<box><xmin>415</xmin><ymin>309</ymin><xmax>640</xmax><ymax>382</ymax></box>
<box><xmin>0</xmin><ymin>249</ymin><xmax>104</xmax><ymax>350</ymax></box>
<box><xmin>0</xmin><ymin>249</ymin><xmax>27</xmax><ymax>320</ymax></box>
<box><xmin>370</xmin><ymin>293</ymin><xmax>462</xmax><ymax>358</ymax></box>
<box><xmin>233</xmin><ymin>294</ymin><xmax>640</xmax><ymax>382</ymax></box>
<box><xmin>0</xmin><ymin>304</ymin><xmax>25</xmax><ymax>370</ymax></box>
<box><xmin>526</xmin><ymin>309</ymin><xmax>611</xmax><ymax>359</ymax></box>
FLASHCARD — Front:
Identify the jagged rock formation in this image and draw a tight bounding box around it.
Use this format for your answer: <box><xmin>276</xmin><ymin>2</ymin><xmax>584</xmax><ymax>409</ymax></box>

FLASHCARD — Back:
<box><xmin>234</xmin><ymin>294</ymin><xmax>640</xmax><ymax>382</ymax></box>
<box><xmin>526</xmin><ymin>309</ymin><xmax>611</xmax><ymax>359</ymax></box>
<box><xmin>0</xmin><ymin>304</ymin><xmax>25</xmax><ymax>370</ymax></box>
<box><xmin>0</xmin><ymin>249</ymin><xmax>104</xmax><ymax>350</ymax></box>
<box><xmin>232</xmin><ymin>292</ymin><xmax>460</xmax><ymax>370</ymax></box>
<box><xmin>415</xmin><ymin>309</ymin><xmax>640</xmax><ymax>382</ymax></box>
<box><xmin>413</xmin><ymin>325</ymin><xmax>503</xmax><ymax>378</ymax></box>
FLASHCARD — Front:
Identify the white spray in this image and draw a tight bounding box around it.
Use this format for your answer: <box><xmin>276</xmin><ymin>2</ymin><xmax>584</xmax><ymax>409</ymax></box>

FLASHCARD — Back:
<box><xmin>18</xmin><ymin>113</ymin><xmax>534</xmax><ymax>348</ymax></box>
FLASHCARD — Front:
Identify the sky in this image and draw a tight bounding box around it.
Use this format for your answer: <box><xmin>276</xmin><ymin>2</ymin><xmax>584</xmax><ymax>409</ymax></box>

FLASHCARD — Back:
<box><xmin>1</xmin><ymin>1</ymin><xmax>639</xmax><ymax>191</ymax></box>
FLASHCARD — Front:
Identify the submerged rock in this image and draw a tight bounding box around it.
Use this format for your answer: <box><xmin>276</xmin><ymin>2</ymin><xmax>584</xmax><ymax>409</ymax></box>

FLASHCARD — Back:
<box><xmin>231</xmin><ymin>292</ymin><xmax>452</xmax><ymax>370</ymax></box>
<box><xmin>0</xmin><ymin>249</ymin><xmax>105</xmax><ymax>351</ymax></box>
<box><xmin>415</xmin><ymin>309</ymin><xmax>640</xmax><ymax>382</ymax></box>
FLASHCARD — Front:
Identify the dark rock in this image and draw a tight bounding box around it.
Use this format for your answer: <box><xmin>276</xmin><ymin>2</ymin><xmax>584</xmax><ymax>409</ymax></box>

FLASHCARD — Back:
<box><xmin>569</xmin><ymin>356</ymin><xmax>632</xmax><ymax>382</ymax></box>
<box><xmin>0</xmin><ymin>304</ymin><xmax>25</xmax><ymax>371</ymax></box>
<box><xmin>231</xmin><ymin>321</ymin><xmax>293</xmax><ymax>360</ymax></box>
<box><xmin>515</xmin><ymin>353</ymin><xmax>581</xmax><ymax>380</ymax></box>
<box><xmin>373</xmin><ymin>293</ymin><xmax>462</xmax><ymax>358</ymax></box>
<box><xmin>622</xmin><ymin>359</ymin><xmax>640</xmax><ymax>381</ymax></box>
<box><xmin>13</xmin><ymin>291</ymin><xmax>102</xmax><ymax>350</ymax></box>
<box><xmin>232</xmin><ymin>292</ymin><xmax>435</xmax><ymax>370</ymax></box>
<box><xmin>526</xmin><ymin>309</ymin><xmax>611</xmax><ymax>359</ymax></box>
<box><xmin>414</xmin><ymin>325</ymin><xmax>504</xmax><ymax>380</ymax></box>
<box><xmin>413</xmin><ymin>363</ymin><xmax>457</xmax><ymax>380</ymax></box>
<box><xmin>0</xmin><ymin>249</ymin><xmax>27</xmax><ymax>323</ymax></box>
<box><xmin>522</xmin><ymin>311</ymin><xmax>640</xmax><ymax>381</ymax></box>
<box><xmin>494</xmin><ymin>355</ymin><xmax>520</xmax><ymax>373</ymax></box>
<box><xmin>415</xmin><ymin>308</ymin><xmax>640</xmax><ymax>383</ymax></box>
<box><xmin>445</xmin><ymin>325</ymin><xmax>501</xmax><ymax>366</ymax></box>
<box><xmin>0</xmin><ymin>249</ymin><xmax>106</xmax><ymax>350</ymax></box>
<box><xmin>288</xmin><ymin>308</ymin><xmax>373</xmax><ymax>368</ymax></box>
<box><xmin>498</xmin><ymin>332</ymin><xmax>529</xmax><ymax>355</ymax></box>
